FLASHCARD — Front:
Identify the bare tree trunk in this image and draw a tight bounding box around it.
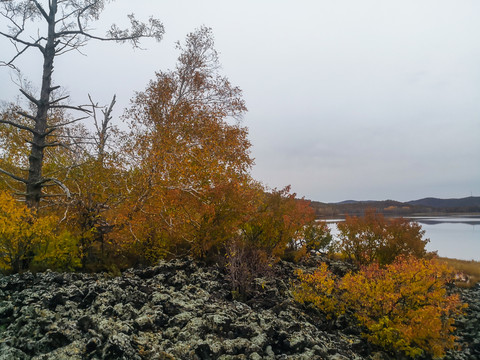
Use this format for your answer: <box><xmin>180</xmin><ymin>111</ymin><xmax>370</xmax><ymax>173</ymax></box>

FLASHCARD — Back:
<box><xmin>25</xmin><ymin>2</ymin><xmax>57</xmax><ymax>209</ymax></box>
<box><xmin>1</xmin><ymin>0</ymin><xmax>164</xmax><ymax>209</ymax></box>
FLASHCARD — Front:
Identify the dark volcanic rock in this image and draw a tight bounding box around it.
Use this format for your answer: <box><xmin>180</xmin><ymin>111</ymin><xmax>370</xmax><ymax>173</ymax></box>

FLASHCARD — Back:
<box><xmin>445</xmin><ymin>283</ymin><xmax>480</xmax><ymax>360</ymax></box>
<box><xmin>0</xmin><ymin>257</ymin><xmax>478</xmax><ymax>359</ymax></box>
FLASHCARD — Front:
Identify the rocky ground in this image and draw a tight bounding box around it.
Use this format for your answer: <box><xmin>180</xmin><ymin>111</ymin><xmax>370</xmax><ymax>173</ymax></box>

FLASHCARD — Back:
<box><xmin>0</xmin><ymin>256</ymin><xmax>479</xmax><ymax>360</ymax></box>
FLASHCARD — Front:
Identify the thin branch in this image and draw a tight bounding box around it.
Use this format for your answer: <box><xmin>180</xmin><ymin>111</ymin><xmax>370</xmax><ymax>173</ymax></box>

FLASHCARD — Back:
<box><xmin>55</xmin><ymin>29</ymin><xmax>134</xmax><ymax>43</ymax></box>
<box><xmin>54</xmin><ymin>33</ymin><xmax>82</xmax><ymax>54</ymax></box>
<box><xmin>44</xmin><ymin>141</ymin><xmax>69</xmax><ymax>149</ymax></box>
<box><xmin>46</xmin><ymin>115</ymin><xmax>89</xmax><ymax>131</ymax></box>
<box><xmin>50</xmin><ymin>178</ymin><xmax>71</xmax><ymax>198</ymax></box>
<box><xmin>31</xmin><ymin>0</ymin><xmax>50</xmax><ymax>21</ymax></box>
<box><xmin>40</xmin><ymin>193</ymin><xmax>69</xmax><ymax>198</ymax></box>
<box><xmin>55</xmin><ymin>7</ymin><xmax>79</xmax><ymax>25</ymax></box>
<box><xmin>17</xmin><ymin>111</ymin><xmax>37</xmax><ymax>122</ymax></box>
<box><xmin>0</xmin><ymin>30</ymin><xmax>45</xmax><ymax>52</ymax></box>
<box><xmin>36</xmin><ymin>177</ymin><xmax>71</xmax><ymax>198</ymax></box>
<box><xmin>24</xmin><ymin>139</ymin><xmax>69</xmax><ymax>150</ymax></box>
<box><xmin>53</xmin><ymin>134</ymin><xmax>95</xmax><ymax>140</ymax></box>
<box><xmin>49</xmin><ymin>104</ymin><xmax>92</xmax><ymax>113</ymax></box>
<box><xmin>102</xmin><ymin>94</ymin><xmax>116</xmax><ymax>120</ymax></box>
<box><xmin>0</xmin><ymin>167</ymin><xmax>28</xmax><ymax>184</ymax></box>
<box><xmin>48</xmin><ymin>95</ymin><xmax>69</xmax><ymax>105</ymax></box>
<box><xmin>0</xmin><ymin>118</ymin><xmax>37</xmax><ymax>134</ymax></box>
<box><xmin>19</xmin><ymin>89</ymin><xmax>40</xmax><ymax>105</ymax></box>
<box><xmin>0</xmin><ymin>43</ymin><xmax>30</xmax><ymax>68</ymax></box>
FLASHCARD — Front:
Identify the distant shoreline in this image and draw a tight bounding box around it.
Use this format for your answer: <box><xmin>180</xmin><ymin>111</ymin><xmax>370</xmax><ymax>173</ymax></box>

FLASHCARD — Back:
<box><xmin>317</xmin><ymin>213</ymin><xmax>480</xmax><ymax>222</ymax></box>
<box><xmin>310</xmin><ymin>196</ymin><xmax>480</xmax><ymax>219</ymax></box>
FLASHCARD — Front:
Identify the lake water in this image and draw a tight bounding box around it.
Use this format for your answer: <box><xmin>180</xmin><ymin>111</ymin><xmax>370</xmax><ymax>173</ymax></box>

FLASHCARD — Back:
<box><xmin>326</xmin><ymin>217</ymin><xmax>480</xmax><ymax>261</ymax></box>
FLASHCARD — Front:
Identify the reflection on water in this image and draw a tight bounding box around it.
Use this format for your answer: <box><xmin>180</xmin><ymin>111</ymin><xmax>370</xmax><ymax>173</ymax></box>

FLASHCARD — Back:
<box><xmin>412</xmin><ymin>216</ymin><xmax>480</xmax><ymax>226</ymax></box>
<box><xmin>325</xmin><ymin>217</ymin><xmax>480</xmax><ymax>261</ymax></box>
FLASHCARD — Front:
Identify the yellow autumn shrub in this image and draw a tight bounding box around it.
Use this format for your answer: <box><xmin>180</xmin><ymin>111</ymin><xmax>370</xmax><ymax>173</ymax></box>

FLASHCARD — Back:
<box><xmin>0</xmin><ymin>191</ymin><xmax>79</xmax><ymax>273</ymax></box>
<box><xmin>293</xmin><ymin>263</ymin><xmax>342</xmax><ymax>318</ymax></box>
<box><xmin>293</xmin><ymin>256</ymin><xmax>466</xmax><ymax>358</ymax></box>
<box><xmin>31</xmin><ymin>230</ymin><xmax>81</xmax><ymax>272</ymax></box>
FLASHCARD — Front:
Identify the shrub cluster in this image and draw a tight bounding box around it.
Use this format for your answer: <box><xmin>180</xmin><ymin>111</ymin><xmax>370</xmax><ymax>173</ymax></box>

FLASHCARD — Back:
<box><xmin>294</xmin><ymin>256</ymin><xmax>466</xmax><ymax>358</ymax></box>
<box><xmin>0</xmin><ymin>28</ymin><xmax>333</xmax><ymax>277</ymax></box>
<box><xmin>336</xmin><ymin>209</ymin><xmax>431</xmax><ymax>266</ymax></box>
<box><xmin>294</xmin><ymin>210</ymin><xmax>467</xmax><ymax>358</ymax></box>
<box><xmin>0</xmin><ymin>186</ymin><xmax>331</xmax><ymax>278</ymax></box>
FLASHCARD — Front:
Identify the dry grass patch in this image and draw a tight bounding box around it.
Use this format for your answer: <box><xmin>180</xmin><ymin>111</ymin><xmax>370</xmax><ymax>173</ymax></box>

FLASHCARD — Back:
<box><xmin>438</xmin><ymin>257</ymin><xmax>480</xmax><ymax>288</ymax></box>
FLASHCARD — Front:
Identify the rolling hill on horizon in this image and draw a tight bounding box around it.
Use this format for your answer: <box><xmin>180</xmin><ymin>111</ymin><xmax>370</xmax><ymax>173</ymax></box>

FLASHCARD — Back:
<box><xmin>310</xmin><ymin>196</ymin><xmax>480</xmax><ymax>218</ymax></box>
<box><xmin>406</xmin><ymin>196</ymin><xmax>480</xmax><ymax>208</ymax></box>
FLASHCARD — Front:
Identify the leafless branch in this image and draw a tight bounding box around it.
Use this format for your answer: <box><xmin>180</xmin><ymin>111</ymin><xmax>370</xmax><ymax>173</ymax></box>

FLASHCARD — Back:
<box><xmin>0</xmin><ymin>43</ymin><xmax>29</xmax><ymax>68</ymax></box>
<box><xmin>31</xmin><ymin>0</ymin><xmax>49</xmax><ymax>21</ymax></box>
<box><xmin>49</xmin><ymin>104</ymin><xmax>92</xmax><ymax>113</ymax></box>
<box><xmin>46</xmin><ymin>115</ymin><xmax>89</xmax><ymax>131</ymax></box>
<box><xmin>49</xmin><ymin>95</ymin><xmax>69</xmax><ymax>105</ymax></box>
<box><xmin>17</xmin><ymin>111</ymin><xmax>37</xmax><ymax>121</ymax></box>
<box><xmin>36</xmin><ymin>177</ymin><xmax>71</xmax><ymax>198</ymax></box>
<box><xmin>0</xmin><ymin>29</ymin><xmax>45</xmax><ymax>52</ymax></box>
<box><xmin>0</xmin><ymin>118</ymin><xmax>37</xmax><ymax>134</ymax></box>
<box><xmin>0</xmin><ymin>167</ymin><xmax>28</xmax><ymax>184</ymax></box>
<box><xmin>19</xmin><ymin>89</ymin><xmax>39</xmax><ymax>105</ymax></box>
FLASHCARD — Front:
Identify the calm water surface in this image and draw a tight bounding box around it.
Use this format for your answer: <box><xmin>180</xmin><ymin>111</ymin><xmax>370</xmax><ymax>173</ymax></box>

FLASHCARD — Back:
<box><xmin>413</xmin><ymin>217</ymin><xmax>479</xmax><ymax>261</ymax></box>
<box><xmin>326</xmin><ymin>217</ymin><xmax>480</xmax><ymax>261</ymax></box>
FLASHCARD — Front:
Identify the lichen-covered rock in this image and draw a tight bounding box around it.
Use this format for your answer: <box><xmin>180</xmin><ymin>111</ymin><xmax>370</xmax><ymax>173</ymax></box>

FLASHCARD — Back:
<box><xmin>0</xmin><ymin>257</ymin><xmax>478</xmax><ymax>359</ymax></box>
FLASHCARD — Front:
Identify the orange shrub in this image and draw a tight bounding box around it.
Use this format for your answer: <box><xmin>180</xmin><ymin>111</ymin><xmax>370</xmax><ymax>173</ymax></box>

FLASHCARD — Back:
<box><xmin>241</xmin><ymin>186</ymin><xmax>316</xmax><ymax>259</ymax></box>
<box><xmin>337</xmin><ymin>209</ymin><xmax>430</xmax><ymax>266</ymax></box>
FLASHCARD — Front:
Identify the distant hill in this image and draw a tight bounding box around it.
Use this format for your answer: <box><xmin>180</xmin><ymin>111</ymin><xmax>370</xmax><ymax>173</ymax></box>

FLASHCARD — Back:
<box><xmin>310</xmin><ymin>196</ymin><xmax>480</xmax><ymax>218</ymax></box>
<box><xmin>335</xmin><ymin>200</ymin><xmax>377</xmax><ymax>205</ymax></box>
<box><xmin>407</xmin><ymin>196</ymin><xmax>480</xmax><ymax>208</ymax></box>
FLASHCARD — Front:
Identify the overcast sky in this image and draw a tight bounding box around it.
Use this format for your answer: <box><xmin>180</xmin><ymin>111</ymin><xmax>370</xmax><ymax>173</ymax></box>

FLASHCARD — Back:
<box><xmin>1</xmin><ymin>0</ymin><xmax>479</xmax><ymax>203</ymax></box>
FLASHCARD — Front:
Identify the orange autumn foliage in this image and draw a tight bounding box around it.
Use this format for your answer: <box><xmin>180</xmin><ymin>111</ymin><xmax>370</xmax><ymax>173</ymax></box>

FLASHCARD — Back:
<box><xmin>0</xmin><ymin>27</ymin><xmax>322</xmax><ymax>273</ymax></box>
<box><xmin>240</xmin><ymin>185</ymin><xmax>318</xmax><ymax>258</ymax></box>
<box><xmin>337</xmin><ymin>209</ymin><xmax>430</xmax><ymax>266</ymax></box>
<box><xmin>112</xmin><ymin>27</ymin><xmax>255</xmax><ymax>262</ymax></box>
<box><xmin>293</xmin><ymin>256</ymin><xmax>466</xmax><ymax>358</ymax></box>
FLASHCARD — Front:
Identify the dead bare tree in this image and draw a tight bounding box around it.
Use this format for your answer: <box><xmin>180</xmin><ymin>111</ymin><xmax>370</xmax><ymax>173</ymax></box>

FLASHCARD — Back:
<box><xmin>0</xmin><ymin>0</ymin><xmax>164</xmax><ymax>209</ymax></box>
<box><xmin>89</xmin><ymin>93</ymin><xmax>116</xmax><ymax>164</ymax></box>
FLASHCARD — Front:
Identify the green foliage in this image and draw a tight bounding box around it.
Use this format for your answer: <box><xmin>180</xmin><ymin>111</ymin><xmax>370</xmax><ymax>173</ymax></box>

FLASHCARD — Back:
<box><xmin>293</xmin><ymin>256</ymin><xmax>466</xmax><ymax>358</ymax></box>
<box><xmin>31</xmin><ymin>231</ymin><xmax>81</xmax><ymax>272</ymax></box>
<box><xmin>303</xmin><ymin>221</ymin><xmax>333</xmax><ymax>253</ymax></box>
<box><xmin>0</xmin><ymin>191</ymin><xmax>82</xmax><ymax>273</ymax></box>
